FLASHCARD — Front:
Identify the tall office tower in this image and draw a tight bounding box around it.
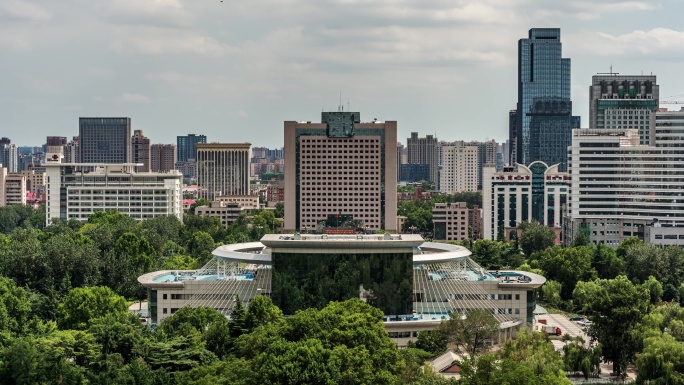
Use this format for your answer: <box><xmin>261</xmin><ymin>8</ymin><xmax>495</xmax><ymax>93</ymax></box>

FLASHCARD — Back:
<box><xmin>1</xmin><ymin>144</ymin><xmax>18</xmax><ymax>173</ymax></box>
<box><xmin>396</xmin><ymin>142</ymin><xmax>404</xmax><ymax>182</ymax></box>
<box><xmin>131</xmin><ymin>130</ymin><xmax>151</xmax><ymax>172</ymax></box>
<box><xmin>0</xmin><ymin>138</ymin><xmax>9</xmax><ymax>146</ymax></box>
<box><xmin>566</xmin><ymin>128</ymin><xmax>684</xmax><ymax>247</ymax></box>
<box><xmin>439</xmin><ymin>141</ymin><xmax>479</xmax><ymax>193</ymax></box>
<box><xmin>196</xmin><ymin>143</ymin><xmax>250</xmax><ymax>200</ymax></box>
<box><xmin>64</xmin><ymin>137</ymin><xmax>80</xmax><ymax>163</ymax></box>
<box><xmin>589</xmin><ymin>74</ymin><xmax>659</xmax><ymax>144</ymax></box>
<box><xmin>177</xmin><ymin>134</ymin><xmax>207</xmax><ymax>162</ymax></box>
<box><xmin>79</xmin><ymin>117</ymin><xmax>132</xmax><ymax>163</ymax></box>
<box><xmin>514</xmin><ymin>28</ymin><xmax>579</xmax><ymax>170</ymax></box>
<box><xmin>46</xmin><ymin>136</ymin><xmax>67</xmax><ymax>147</ymax></box>
<box><xmin>151</xmin><ymin>144</ymin><xmax>177</xmax><ymax>172</ymax></box>
<box><xmin>284</xmin><ymin>111</ymin><xmax>398</xmax><ymax>233</ymax></box>
<box><xmin>407</xmin><ymin>132</ymin><xmax>439</xmax><ymax>188</ymax></box>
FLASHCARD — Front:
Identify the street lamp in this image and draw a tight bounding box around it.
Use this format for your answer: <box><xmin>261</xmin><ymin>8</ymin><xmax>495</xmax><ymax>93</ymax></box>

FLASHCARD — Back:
<box><xmin>409</xmin><ymin>225</ymin><xmax>417</xmax><ymax>234</ymax></box>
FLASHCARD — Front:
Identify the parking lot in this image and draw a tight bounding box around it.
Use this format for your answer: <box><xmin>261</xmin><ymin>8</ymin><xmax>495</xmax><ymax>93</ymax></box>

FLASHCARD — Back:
<box><xmin>537</xmin><ymin>313</ymin><xmax>590</xmax><ymax>349</ymax></box>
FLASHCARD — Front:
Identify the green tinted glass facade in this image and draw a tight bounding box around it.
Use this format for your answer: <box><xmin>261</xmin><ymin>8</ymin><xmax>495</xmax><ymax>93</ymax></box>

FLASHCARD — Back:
<box><xmin>272</xmin><ymin>252</ymin><xmax>413</xmax><ymax>316</ymax></box>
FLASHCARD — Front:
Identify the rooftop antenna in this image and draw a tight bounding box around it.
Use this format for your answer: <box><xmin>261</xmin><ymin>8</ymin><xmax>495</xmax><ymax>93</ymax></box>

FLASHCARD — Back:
<box><xmin>338</xmin><ymin>92</ymin><xmax>343</xmax><ymax>112</ymax></box>
<box><xmin>347</xmin><ymin>98</ymin><xmax>350</xmax><ymax>112</ymax></box>
<box><xmin>610</xmin><ymin>64</ymin><xmax>612</xmax><ymax>74</ymax></box>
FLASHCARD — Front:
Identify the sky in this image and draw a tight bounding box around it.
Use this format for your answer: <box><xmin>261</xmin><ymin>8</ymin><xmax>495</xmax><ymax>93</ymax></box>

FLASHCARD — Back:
<box><xmin>3</xmin><ymin>0</ymin><xmax>684</xmax><ymax>148</ymax></box>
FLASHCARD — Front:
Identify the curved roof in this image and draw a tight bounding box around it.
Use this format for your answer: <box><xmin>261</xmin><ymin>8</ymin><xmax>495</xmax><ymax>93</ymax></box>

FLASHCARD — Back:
<box><xmin>210</xmin><ymin>237</ymin><xmax>472</xmax><ymax>265</ymax></box>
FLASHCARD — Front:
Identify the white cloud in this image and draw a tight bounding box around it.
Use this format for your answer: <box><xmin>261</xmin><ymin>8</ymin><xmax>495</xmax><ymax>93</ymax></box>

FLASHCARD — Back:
<box><xmin>110</xmin><ymin>31</ymin><xmax>237</xmax><ymax>56</ymax></box>
<box><xmin>0</xmin><ymin>0</ymin><xmax>51</xmax><ymax>21</ymax></box>
<box><xmin>570</xmin><ymin>28</ymin><xmax>684</xmax><ymax>57</ymax></box>
<box><xmin>119</xmin><ymin>93</ymin><xmax>151</xmax><ymax>104</ymax></box>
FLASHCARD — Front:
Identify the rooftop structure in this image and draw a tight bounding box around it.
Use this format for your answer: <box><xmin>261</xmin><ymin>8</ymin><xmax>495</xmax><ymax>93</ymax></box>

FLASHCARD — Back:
<box><xmin>139</xmin><ymin>234</ymin><xmax>545</xmax><ymax>346</ymax></box>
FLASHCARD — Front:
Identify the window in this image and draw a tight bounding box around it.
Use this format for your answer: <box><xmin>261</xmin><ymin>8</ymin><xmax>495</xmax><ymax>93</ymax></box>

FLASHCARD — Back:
<box><xmin>162</xmin><ymin>294</ymin><xmax>167</xmax><ymax>300</ymax></box>
<box><xmin>163</xmin><ymin>308</ymin><xmax>168</xmax><ymax>314</ymax></box>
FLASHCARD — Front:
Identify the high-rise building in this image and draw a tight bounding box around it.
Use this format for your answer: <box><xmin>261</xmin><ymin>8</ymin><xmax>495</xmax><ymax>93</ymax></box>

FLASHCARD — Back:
<box><xmin>396</xmin><ymin>142</ymin><xmax>405</xmax><ymax>182</ymax></box>
<box><xmin>589</xmin><ymin>74</ymin><xmax>659</xmax><ymax>144</ymax></box>
<box><xmin>79</xmin><ymin>117</ymin><xmax>132</xmax><ymax>163</ymax></box>
<box><xmin>0</xmin><ymin>138</ymin><xmax>10</xmax><ymax>146</ymax></box>
<box><xmin>566</xmin><ymin>127</ymin><xmax>684</xmax><ymax>246</ymax></box>
<box><xmin>284</xmin><ymin>111</ymin><xmax>398</xmax><ymax>232</ymax></box>
<box><xmin>177</xmin><ymin>134</ymin><xmax>207</xmax><ymax>162</ymax></box>
<box><xmin>407</xmin><ymin>133</ymin><xmax>439</xmax><ymax>188</ymax></box>
<box><xmin>1</xmin><ymin>144</ymin><xmax>18</xmax><ymax>173</ymax></box>
<box><xmin>474</xmin><ymin>140</ymin><xmax>498</xmax><ymax>187</ymax></box>
<box><xmin>64</xmin><ymin>137</ymin><xmax>80</xmax><ymax>163</ymax></box>
<box><xmin>513</xmin><ymin>28</ymin><xmax>579</xmax><ymax>170</ymax></box>
<box><xmin>482</xmin><ymin>162</ymin><xmax>568</xmax><ymax>240</ymax></box>
<box><xmin>196</xmin><ymin>143</ymin><xmax>251</xmax><ymax>200</ymax></box>
<box><xmin>439</xmin><ymin>141</ymin><xmax>479</xmax><ymax>193</ymax></box>
<box><xmin>151</xmin><ymin>144</ymin><xmax>177</xmax><ymax>172</ymax></box>
<box><xmin>132</xmin><ymin>130</ymin><xmax>151</xmax><ymax>172</ymax></box>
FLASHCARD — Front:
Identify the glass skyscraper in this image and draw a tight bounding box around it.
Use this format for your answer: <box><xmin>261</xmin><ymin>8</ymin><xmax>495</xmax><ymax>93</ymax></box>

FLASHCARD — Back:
<box><xmin>513</xmin><ymin>28</ymin><xmax>579</xmax><ymax>171</ymax></box>
<box><xmin>176</xmin><ymin>134</ymin><xmax>207</xmax><ymax>162</ymax></box>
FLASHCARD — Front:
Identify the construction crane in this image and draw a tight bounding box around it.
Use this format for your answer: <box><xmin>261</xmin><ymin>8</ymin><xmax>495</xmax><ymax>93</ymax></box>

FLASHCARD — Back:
<box><xmin>660</xmin><ymin>94</ymin><xmax>684</xmax><ymax>105</ymax></box>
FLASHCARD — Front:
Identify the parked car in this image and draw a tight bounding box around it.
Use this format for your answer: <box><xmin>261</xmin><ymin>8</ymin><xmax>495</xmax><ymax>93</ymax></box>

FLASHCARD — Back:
<box><xmin>569</xmin><ymin>316</ymin><xmax>584</xmax><ymax>321</ymax></box>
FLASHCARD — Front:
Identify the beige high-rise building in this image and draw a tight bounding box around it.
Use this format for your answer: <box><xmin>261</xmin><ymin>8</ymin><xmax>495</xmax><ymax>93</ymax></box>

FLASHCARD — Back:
<box><xmin>132</xmin><ymin>130</ymin><xmax>151</xmax><ymax>172</ymax></box>
<box><xmin>284</xmin><ymin>111</ymin><xmax>397</xmax><ymax>233</ymax></box>
<box><xmin>0</xmin><ymin>167</ymin><xmax>27</xmax><ymax>206</ymax></box>
<box><xmin>196</xmin><ymin>143</ymin><xmax>250</xmax><ymax>200</ymax></box>
<box><xmin>151</xmin><ymin>144</ymin><xmax>177</xmax><ymax>172</ymax></box>
<box><xmin>439</xmin><ymin>141</ymin><xmax>479</xmax><ymax>193</ymax></box>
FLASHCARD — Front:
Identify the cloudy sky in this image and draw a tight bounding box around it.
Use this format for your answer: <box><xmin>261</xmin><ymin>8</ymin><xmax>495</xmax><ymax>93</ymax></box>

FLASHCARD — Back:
<box><xmin>2</xmin><ymin>0</ymin><xmax>684</xmax><ymax>148</ymax></box>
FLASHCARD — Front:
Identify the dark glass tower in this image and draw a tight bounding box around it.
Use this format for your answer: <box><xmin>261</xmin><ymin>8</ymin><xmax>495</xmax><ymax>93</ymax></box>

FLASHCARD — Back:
<box><xmin>176</xmin><ymin>134</ymin><xmax>207</xmax><ymax>162</ymax></box>
<box><xmin>79</xmin><ymin>118</ymin><xmax>131</xmax><ymax>163</ymax></box>
<box><xmin>513</xmin><ymin>28</ymin><xmax>579</xmax><ymax>171</ymax></box>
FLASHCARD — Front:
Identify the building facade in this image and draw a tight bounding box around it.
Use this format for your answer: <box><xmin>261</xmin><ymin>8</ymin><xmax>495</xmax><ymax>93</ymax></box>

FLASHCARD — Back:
<box><xmin>482</xmin><ymin>162</ymin><xmax>569</xmax><ymax>240</ymax></box>
<box><xmin>407</xmin><ymin>133</ymin><xmax>439</xmax><ymax>188</ymax></box>
<box><xmin>132</xmin><ymin>130</ymin><xmax>151</xmax><ymax>172</ymax></box>
<box><xmin>284</xmin><ymin>112</ymin><xmax>398</xmax><ymax>233</ymax></box>
<box><xmin>439</xmin><ymin>141</ymin><xmax>479</xmax><ymax>193</ymax></box>
<box><xmin>195</xmin><ymin>201</ymin><xmax>245</xmax><ymax>227</ymax></box>
<box><xmin>513</xmin><ymin>28</ymin><xmax>579</xmax><ymax>168</ymax></box>
<box><xmin>151</xmin><ymin>144</ymin><xmax>177</xmax><ymax>172</ymax></box>
<box><xmin>400</xmin><ymin>164</ymin><xmax>430</xmax><ymax>183</ymax></box>
<box><xmin>79</xmin><ymin>117</ymin><xmax>132</xmax><ymax>163</ymax></box>
<box><xmin>433</xmin><ymin>202</ymin><xmax>470</xmax><ymax>241</ymax></box>
<box><xmin>566</xmin><ymin>128</ymin><xmax>684</xmax><ymax>246</ymax></box>
<box><xmin>196</xmin><ymin>143</ymin><xmax>251</xmax><ymax>200</ymax></box>
<box><xmin>43</xmin><ymin>154</ymin><xmax>182</xmax><ymax>225</ymax></box>
<box><xmin>589</xmin><ymin>74</ymin><xmax>658</xmax><ymax>145</ymax></box>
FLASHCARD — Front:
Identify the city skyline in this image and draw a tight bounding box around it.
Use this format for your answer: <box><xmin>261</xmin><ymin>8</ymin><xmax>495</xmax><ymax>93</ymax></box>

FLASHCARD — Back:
<box><xmin>3</xmin><ymin>1</ymin><xmax>684</xmax><ymax>147</ymax></box>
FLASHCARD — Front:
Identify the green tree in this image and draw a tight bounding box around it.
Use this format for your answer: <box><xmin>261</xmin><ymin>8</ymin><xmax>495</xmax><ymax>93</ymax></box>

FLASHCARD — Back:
<box><xmin>440</xmin><ymin>309</ymin><xmax>499</xmax><ymax>361</ymax></box>
<box><xmin>537</xmin><ymin>246</ymin><xmax>597</xmax><ymax>300</ymax></box>
<box><xmin>188</xmin><ymin>232</ymin><xmax>216</xmax><ymax>266</ymax></box>
<box><xmin>0</xmin><ymin>277</ymin><xmax>35</xmax><ymax>337</ymax></box>
<box><xmin>540</xmin><ymin>280</ymin><xmax>563</xmax><ymax>308</ymax></box>
<box><xmin>470</xmin><ymin>239</ymin><xmax>502</xmax><ymax>269</ymax></box>
<box><xmin>57</xmin><ymin>286</ymin><xmax>129</xmax><ymax>330</ymax></box>
<box><xmin>273</xmin><ymin>202</ymin><xmax>284</xmax><ymax>218</ymax></box>
<box><xmin>517</xmin><ymin>221</ymin><xmax>556</xmax><ymax>256</ymax></box>
<box><xmin>636</xmin><ymin>334</ymin><xmax>684</xmax><ymax>385</ymax></box>
<box><xmin>244</xmin><ymin>296</ymin><xmax>284</xmax><ymax>332</ymax></box>
<box><xmin>573</xmin><ymin>275</ymin><xmax>650</xmax><ymax>376</ymax></box>
<box><xmin>591</xmin><ymin>244</ymin><xmax>624</xmax><ymax>279</ymax></box>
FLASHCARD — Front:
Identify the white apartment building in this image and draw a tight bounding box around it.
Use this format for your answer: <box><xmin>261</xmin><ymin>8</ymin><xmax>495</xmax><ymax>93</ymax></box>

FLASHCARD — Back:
<box><xmin>482</xmin><ymin>162</ymin><xmax>569</xmax><ymax>240</ymax></box>
<box><xmin>44</xmin><ymin>153</ymin><xmax>182</xmax><ymax>225</ymax></box>
<box><xmin>566</xmin><ymin>127</ymin><xmax>684</xmax><ymax>246</ymax></box>
<box><xmin>439</xmin><ymin>141</ymin><xmax>479</xmax><ymax>194</ymax></box>
<box><xmin>284</xmin><ymin>111</ymin><xmax>398</xmax><ymax>233</ymax></box>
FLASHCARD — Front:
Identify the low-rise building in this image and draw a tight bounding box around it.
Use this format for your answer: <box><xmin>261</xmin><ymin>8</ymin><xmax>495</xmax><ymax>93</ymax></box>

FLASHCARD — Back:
<box><xmin>433</xmin><ymin>202</ymin><xmax>470</xmax><ymax>241</ymax></box>
<box><xmin>216</xmin><ymin>195</ymin><xmax>260</xmax><ymax>210</ymax></box>
<box><xmin>195</xmin><ymin>201</ymin><xmax>244</xmax><ymax>226</ymax></box>
<box><xmin>43</xmin><ymin>153</ymin><xmax>182</xmax><ymax>225</ymax></box>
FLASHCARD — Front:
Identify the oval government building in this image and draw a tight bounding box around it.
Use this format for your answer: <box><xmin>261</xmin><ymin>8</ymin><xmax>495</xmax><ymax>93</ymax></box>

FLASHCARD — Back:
<box><xmin>139</xmin><ymin>234</ymin><xmax>546</xmax><ymax>346</ymax></box>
